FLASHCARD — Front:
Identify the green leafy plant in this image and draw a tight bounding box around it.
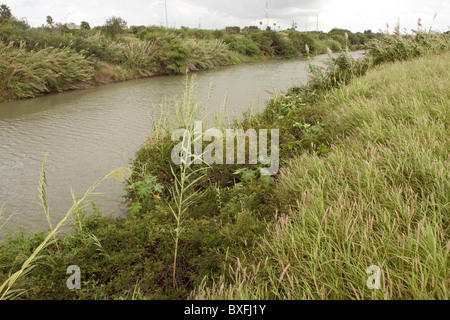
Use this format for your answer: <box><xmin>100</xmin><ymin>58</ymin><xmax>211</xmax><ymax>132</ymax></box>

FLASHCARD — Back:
<box><xmin>293</xmin><ymin>122</ymin><xmax>326</xmax><ymax>134</ymax></box>
<box><xmin>276</xmin><ymin>95</ymin><xmax>305</xmax><ymax>120</ymax></box>
<box><xmin>125</xmin><ymin>174</ymin><xmax>164</xmax><ymax>199</ymax></box>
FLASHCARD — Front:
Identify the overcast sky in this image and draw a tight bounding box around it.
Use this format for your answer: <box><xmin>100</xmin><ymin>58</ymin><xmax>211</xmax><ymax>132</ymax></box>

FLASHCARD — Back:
<box><xmin>4</xmin><ymin>0</ymin><xmax>450</xmax><ymax>33</ymax></box>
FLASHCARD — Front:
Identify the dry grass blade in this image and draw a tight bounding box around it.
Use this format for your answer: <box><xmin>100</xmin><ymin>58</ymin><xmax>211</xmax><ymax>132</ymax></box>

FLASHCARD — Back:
<box><xmin>105</xmin><ymin>167</ymin><xmax>132</xmax><ymax>183</ymax></box>
<box><xmin>38</xmin><ymin>153</ymin><xmax>54</xmax><ymax>233</ymax></box>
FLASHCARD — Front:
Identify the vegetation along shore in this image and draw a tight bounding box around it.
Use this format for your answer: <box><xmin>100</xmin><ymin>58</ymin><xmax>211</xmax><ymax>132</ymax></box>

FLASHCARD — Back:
<box><xmin>0</xmin><ymin>5</ymin><xmax>380</xmax><ymax>103</ymax></box>
<box><xmin>0</xmin><ymin>5</ymin><xmax>449</xmax><ymax>300</ymax></box>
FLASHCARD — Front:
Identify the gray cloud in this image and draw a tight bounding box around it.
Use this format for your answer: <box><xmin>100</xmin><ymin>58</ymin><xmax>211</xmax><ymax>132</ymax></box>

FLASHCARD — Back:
<box><xmin>183</xmin><ymin>0</ymin><xmax>328</xmax><ymax>19</ymax></box>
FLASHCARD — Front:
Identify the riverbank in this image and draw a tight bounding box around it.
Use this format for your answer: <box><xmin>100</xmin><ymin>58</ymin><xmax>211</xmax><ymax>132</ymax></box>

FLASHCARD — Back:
<box><xmin>0</xmin><ymin>20</ymin><xmax>379</xmax><ymax>103</ymax></box>
<box><xmin>0</xmin><ymin>31</ymin><xmax>449</xmax><ymax>300</ymax></box>
<box><xmin>0</xmin><ymin>56</ymin><xmax>328</xmax><ymax>238</ymax></box>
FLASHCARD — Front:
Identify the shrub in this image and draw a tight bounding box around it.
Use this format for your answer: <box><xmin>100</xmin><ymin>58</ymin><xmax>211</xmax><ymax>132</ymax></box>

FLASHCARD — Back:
<box><xmin>72</xmin><ymin>32</ymin><xmax>127</xmax><ymax>64</ymax></box>
<box><xmin>223</xmin><ymin>35</ymin><xmax>261</xmax><ymax>56</ymax></box>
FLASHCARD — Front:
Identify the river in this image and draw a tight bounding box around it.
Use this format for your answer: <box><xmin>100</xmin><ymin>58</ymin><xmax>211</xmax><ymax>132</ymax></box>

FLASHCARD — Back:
<box><xmin>0</xmin><ymin>52</ymin><xmax>364</xmax><ymax>237</ymax></box>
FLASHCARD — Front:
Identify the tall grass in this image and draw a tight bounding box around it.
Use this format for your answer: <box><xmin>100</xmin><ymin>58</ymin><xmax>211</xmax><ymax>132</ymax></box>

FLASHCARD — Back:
<box><xmin>298</xmin><ymin>22</ymin><xmax>449</xmax><ymax>103</ymax></box>
<box><xmin>142</xmin><ymin>75</ymin><xmax>212</xmax><ymax>288</ymax></box>
<box><xmin>186</xmin><ymin>39</ymin><xmax>234</xmax><ymax>71</ymax></box>
<box><xmin>192</xmin><ymin>52</ymin><xmax>450</xmax><ymax>300</ymax></box>
<box><xmin>169</xmin><ymin>162</ymin><xmax>208</xmax><ymax>288</ymax></box>
<box><xmin>0</xmin><ymin>42</ymin><xmax>94</xmax><ymax>100</ymax></box>
<box><xmin>367</xmin><ymin>31</ymin><xmax>450</xmax><ymax>66</ymax></box>
<box><xmin>367</xmin><ymin>15</ymin><xmax>449</xmax><ymax>66</ymax></box>
<box><xmin>307</xmin><ymin>49</ymin><xmax>370</xmax><ymax>94</ymax></box>
<box><xmin>122</xmin><ymin>41</ymin><xmax>159</xmax><ymax>75</ymax></box>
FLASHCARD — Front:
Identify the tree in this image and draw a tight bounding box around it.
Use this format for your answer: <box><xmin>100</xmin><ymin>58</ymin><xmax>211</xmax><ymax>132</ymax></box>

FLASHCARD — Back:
<box><xmin>225</xmin><ymin>26</ymin><xmax>240</xmax><ymax>34</ymax></box>
<box><xmin>0</xmin><ymin>4</ymin><xmax>12</xmax><ymax>22</ymax></box>
<box><xmin>103</xmin><ymin>16</ymin><xmax>127</xmax><ymax>36</ymax></box>
<box><xmin>46</xmin><ymin>15</ymin><xmax>53</xmax><ymax>27</ymax></box>
<box><xmin>80</xmin><ymin>21</ymin><xmax>91</xmax><ymax>30</ymax></box>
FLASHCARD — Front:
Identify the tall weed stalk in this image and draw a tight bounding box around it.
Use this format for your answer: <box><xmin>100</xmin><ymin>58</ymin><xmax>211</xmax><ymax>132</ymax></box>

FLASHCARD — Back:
<box><xmin>0</xmin><ymin>155</ymin><xmax>131</xmax><ymax>300</ymax></box>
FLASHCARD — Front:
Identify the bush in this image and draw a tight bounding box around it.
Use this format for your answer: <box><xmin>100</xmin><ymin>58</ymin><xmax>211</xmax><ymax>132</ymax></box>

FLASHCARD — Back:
<box><xmin>72</xmin><ymin>32</ymin><xmax>127</xmax><ymax>64</ymax></box>
<box><xmin>152</xmin><ymin>37</ymin><xmax>191</xmax><ymax>74</ymax></box>
<box><xmin>223</xmin><ymin>35</ymin><xmax>261</xmax><ymax>56</ymax></box>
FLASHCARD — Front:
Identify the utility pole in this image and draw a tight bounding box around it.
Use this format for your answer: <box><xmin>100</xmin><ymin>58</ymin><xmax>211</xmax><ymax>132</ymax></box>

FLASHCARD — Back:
<box><xmin>306</xmin><ymin>16</ymin><xmax>308</xmax><ymax>32</ymax></box>
<box><xmin>317</xmin><ymin>14</ymin><xmax>319</xmax><ymax>31</ymax></box>
<box><xmin>265</xmin><ymin>2</ymin><xmax>269</xmax><ymax>29</ymax></box>
<box><xmin>164</xmin><ymin>0</ymin><xmax>169</xmax><ymax>28</ymax></box>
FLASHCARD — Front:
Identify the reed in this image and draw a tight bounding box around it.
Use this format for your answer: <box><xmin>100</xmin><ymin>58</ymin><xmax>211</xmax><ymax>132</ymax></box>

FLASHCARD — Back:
<box><xmin>186</xmin><ymin>39</ymin><xmax>234</xmax><ymax>71</ymax></box>
<box><xmin>367</xmin><ymin>15</ymin><xmax>449</xmax><ymax>65</ymax></box>
<box><xmin>0</xmin><ymin>42</ymin><xmax>94</xmax><ymax>101</ymax></box>
<box><xmin>169</xmin><ymin>162</ymin><xmax>208</xmax><ymax>288</ymax></box>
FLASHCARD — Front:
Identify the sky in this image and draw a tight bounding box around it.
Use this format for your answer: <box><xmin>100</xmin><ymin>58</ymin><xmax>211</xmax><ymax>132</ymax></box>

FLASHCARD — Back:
<box><xmin>4</xmin><ymin>0</ymin><xmax>450</xmax><ymax>33</ymax></box>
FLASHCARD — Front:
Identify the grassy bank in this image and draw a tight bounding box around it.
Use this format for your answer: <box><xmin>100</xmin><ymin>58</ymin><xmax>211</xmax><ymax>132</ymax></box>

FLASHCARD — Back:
<box><xmin>0</xmin><ymin>30</ymin><xmax>448</xmax><ymax>300</ymax></box>
<box><xmin>193</xmin><ymin>51</ymin><xmax>450</xmax><ymax>300</ymax></box>
<box><xmin>0</xmin><ymin>10</ymin><xmax>381</xmax><ymax>103</ymax></box>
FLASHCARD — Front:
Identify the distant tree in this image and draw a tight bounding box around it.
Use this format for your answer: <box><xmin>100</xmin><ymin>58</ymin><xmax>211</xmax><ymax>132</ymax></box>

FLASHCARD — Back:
<box><xmin>80</xmin><ymin>21</ymin><xmax>91</xmax><ymax>30</ymax></box>
<box><xmin>103</xmin><ymin>16</ymin><xmax>127</xmax><ymax>36</ymax></box>
<box><xmin>212</xmin><ymin>29</ymin><xmax>224</xmax><ymax>38</ymax></box>
<box><xmin>0</xmin><ymin>4</ymin><xmax>12</xmax><ymax>22</ymax></box>
<box><xmin>329</xmin><ymin>28</ymin><xmax>352</xmax><ymax>35</ymax></box>
<box><xmin>129</xmin><ymin>25</ymin><xmax>145</xmax><ymax>34</ymax></box>
<box><xmin>225</xmin><ymin>26</ymin><xmax>241</xmax><ymax>34</ymax></box>
<box><xmin>364</xmin><ymin>29</ymin><xmax>372</xmax><ymax>34</ymax></box>
<box><xmin>46</xmin><ymin>15</ymin><xmax>53</xmax><ymax>27</ymax></box>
